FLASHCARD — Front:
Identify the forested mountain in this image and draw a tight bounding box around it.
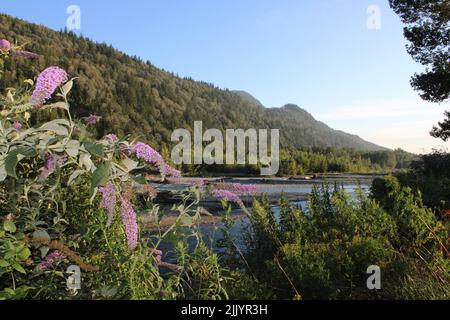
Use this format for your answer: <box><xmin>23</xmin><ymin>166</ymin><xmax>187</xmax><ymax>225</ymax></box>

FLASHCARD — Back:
<box><xmin>0</xmin><ymin>14</ymin><xmax>385</xmax><ymax>151</ymax></box>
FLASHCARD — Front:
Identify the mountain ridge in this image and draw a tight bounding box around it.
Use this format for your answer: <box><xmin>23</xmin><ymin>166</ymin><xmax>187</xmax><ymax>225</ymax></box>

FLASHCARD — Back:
<box><xmin>234</xmin><ymin>91</ymin><xmax>386</xmax><ymax>151</ymax></box>
<box><xmin>0</xmin><ymin>14</ymin><xmax>386</xmax><ymax>152</ymax></box>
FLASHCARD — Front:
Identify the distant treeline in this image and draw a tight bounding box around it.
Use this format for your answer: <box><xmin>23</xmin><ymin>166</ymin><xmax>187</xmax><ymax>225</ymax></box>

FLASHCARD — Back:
<box><xmin>178</xmin><ymin>148</ymin><xmax>417</xmax><ymax>176</ymax></box>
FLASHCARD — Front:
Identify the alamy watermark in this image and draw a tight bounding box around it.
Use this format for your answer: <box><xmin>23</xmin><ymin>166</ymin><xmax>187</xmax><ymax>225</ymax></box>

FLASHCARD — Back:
<box><xmin>366</xmin><ymin>265</ymin><xmax>381</xmax><ymax>290</ymax></box>
<box><xmin>66</xmin><ymin>265</ymin><xmax>81</xmax><ymax>291</ymax></box>
<box><xmin>66</xmin><ymin>5</ymin><xmax>81</xmax><ymax>31</ymax></box>
<box><xmin>171</xmin><ymin>121</ymin><xmax>280</xmax><ymax>176</ymax></box>
<box><xmin>367</xmin><ymin>5</ymin><xmax>381</xmax><ymax>30</ymax></box>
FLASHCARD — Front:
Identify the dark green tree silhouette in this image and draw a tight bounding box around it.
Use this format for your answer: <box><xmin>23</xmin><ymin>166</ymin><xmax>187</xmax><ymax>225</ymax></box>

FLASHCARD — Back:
<box><xmin>389</xmin><ymin>0</ymin><xmax>450</xmax><ymax>139</ymax></box>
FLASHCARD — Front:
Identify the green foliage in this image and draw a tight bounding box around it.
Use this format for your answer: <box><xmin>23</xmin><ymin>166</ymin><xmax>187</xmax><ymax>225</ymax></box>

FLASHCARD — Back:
<box><xmin>231</xmin><ymin>178</ymin><xmax>449</xmax><ymax>300</ymax></box>
<box><xmin>277</xmin><ymin>147</ymin><xmax>415</xmax><ymax>176</ymax></box>
<box><xmin>0</xmin><ymin>219</ymin><xmax>31</xmax><ymax>299</ymax></box>
<box><xmin>389</xmin><ymin>150</ymin><xmax>450</xmax><ymax>212</ymax></box>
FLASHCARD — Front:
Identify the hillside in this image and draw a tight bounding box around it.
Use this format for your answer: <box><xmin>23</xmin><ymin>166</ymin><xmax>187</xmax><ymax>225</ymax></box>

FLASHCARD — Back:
<box><xmin>0</xmin><ymin>14</ymin><xmax>385</xmax><ymax>151</ymax></box>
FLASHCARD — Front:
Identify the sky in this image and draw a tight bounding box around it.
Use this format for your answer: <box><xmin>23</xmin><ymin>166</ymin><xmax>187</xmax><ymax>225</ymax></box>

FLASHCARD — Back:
<box><xmin>1</xmin><ymin>0</ymin><xmax>449</xmax><ymax>153</ymax></box>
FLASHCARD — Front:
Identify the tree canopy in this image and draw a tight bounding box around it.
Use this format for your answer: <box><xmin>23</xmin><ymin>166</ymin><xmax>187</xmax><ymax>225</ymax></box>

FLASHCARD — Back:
<box><xmin>390</xmin><ymin>0</ymin><xmax>450</xmax><ymax>140</ymax></box>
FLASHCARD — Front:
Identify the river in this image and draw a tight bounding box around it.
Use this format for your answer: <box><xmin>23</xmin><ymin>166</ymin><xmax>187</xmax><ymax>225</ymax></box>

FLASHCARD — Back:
<box><xmin>146</xmin><ymin>174</ymin><xmax>379</xmax><ymax>256</ymax></box>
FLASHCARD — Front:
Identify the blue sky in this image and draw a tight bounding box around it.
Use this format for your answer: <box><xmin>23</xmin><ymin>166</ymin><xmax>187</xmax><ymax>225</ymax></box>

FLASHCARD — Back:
<box><xmin>1</xmin><ymin>0</ymin><xmax>449</xmax><ymax>153</ymax></box>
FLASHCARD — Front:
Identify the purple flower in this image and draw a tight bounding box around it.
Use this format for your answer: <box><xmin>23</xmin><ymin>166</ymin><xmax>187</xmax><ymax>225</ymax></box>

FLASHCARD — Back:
<box><xmin>130</xmin><ymin>142</ymin><xmax>164</xmax><ymax>166</ymax></box>
<box><xmin>120</xmin><ymin>197</ymin><xmax>139</xmax><ymax>250</ymax></box>
<box><xmin>99</xmin><ymin>182</ymin><xmax>117</xmax><ymax>226</ymax></box>
<box><xmin>39</xmin><ymin>153</ymin><xmax>67</xmax><ymax>181</ymax></box>
<box><xmin>229</xmin><ymin>183</ymin><xmax>257</xmax><ymax>195</ymax></box>
<box><xmin>130</xmin><ymin>142</ymin><xmax>181</xmax><ymax>178</ymax></box>
<box><xmin>0</xmin><ymin>39</ymin><xmax>11</xmax><ymax>51</ymax></box>
<box><xmin>160</xmin><ymin>163</ymin><xmax>181</xmax><ymax>179</ymax></box>
<box><xmin>149</xmin><ymin>248</ymin><xmax>163</xmax><ymax>263</ymax></box>
<box><xmin>14</xmin><ymin>50</ymin><xmax>39</xmax><ymax>59</ymax></box>
<box><xmin>211</xmin><ymin>189</ymin><xmax>241</xmax><ymax>203</ymax></box>
<box><xmin>85</xmin><ymin>114</ymin><xmax>101</xmax><ymax>125</ymax></box>
<box><xmin>12</xmin><ymin>121</ymin><xmax>22</xmax><ymax>130</ymax></box>
<box><xmin>38</xmin><ymin>251</ymin><xmax>66</xmax><ymax>271</ymax></box>
<box><xmin>30</xmin><ymin>67</ymin><xmax>68</xmax><ymax>106</ymax></box>
<box><xmin>103</xmin><ymin>134</ymin><xmax>119</xmax><ymax>144</ymax></box>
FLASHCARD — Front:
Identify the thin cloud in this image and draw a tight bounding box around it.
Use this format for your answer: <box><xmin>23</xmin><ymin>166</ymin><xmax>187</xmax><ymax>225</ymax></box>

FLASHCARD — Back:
<box><xmin>314</xmin><ymin>98</ymin><xmax>450</xmax><ymax>154</ymax></box>
<box><xmin>315</xmin><ymin>98</ymin><xmax>447</xmax><ymax>121</ymax></box>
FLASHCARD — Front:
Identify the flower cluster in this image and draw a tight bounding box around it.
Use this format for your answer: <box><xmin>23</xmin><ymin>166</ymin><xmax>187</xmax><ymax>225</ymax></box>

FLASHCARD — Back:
<box><xmin>228</xmin><ymin>183</ymin><xmax>257</xmax><ymax>194</ymax></box>
<box><xmin>12</xmin><ymin>121</ymin><xmax>22</xmax><ymax>130</ymax></box>
<box><xmin>99</xmin><ymin>182</ymin><xmax>117</xmax><ymax>226</ymax></box>
<box><xmin>84</xmin><ymin>114</ymin><xmax>101</xmax><ymax>125</ymax></box>
<box><xmin>30</xmin><ymin>66</ymin><xmax>68</xmax><ymax>106</ymax></box>
<box><xmin>149</xmin><ymin>248</ymin><xmax>163</xmax><ymax>263</ymax></box>
<box><xmin>130</xmin><ymin>142</ymin><xmax>163</xmax><ymax>165</ymax></box>
<box><xmin>15</xmin><ymin>50</ymin><xmax>39</xmax><ymax>59</ymax></box>
<box><xmin>161</xmin><ymin>162</ymin><xmax>182</xmax><ymax>178</ymax></box>
<box><xmin>211</xmin><ymin>183</ymin><xmax>256</xmax><ymax>204</ymax></box>
<box><xmin>38</xmin><ymin>251</ymin><xmax>66</xmax><ymax>271</ymax></box>
<box><xmin>211</xmin><ymin>189</ymin><xmax>241</xmax><ymax>203</ymax></box>
<box><xmin>120</xmin><ymin>197</ymin><xmax>139</xmax><ymax>250</ymax></box>
<box><xmin>130</xmin><ymin>142</ymin><xmax>180</xmax><ymax>178</ymax></box>
<box><xmin>0</xmin><ymin>39</ymin><xmax>11</xmax><ymax>51</ymax></box>
<box><xmin>103</xmin><ymin>134</ymin><xmax>119</xmax><ymax>144</ymax></box>
<box><xmin>39</xmin><ymin>153</ymin><xmax>68</xmax><ymax>181</ymax></box>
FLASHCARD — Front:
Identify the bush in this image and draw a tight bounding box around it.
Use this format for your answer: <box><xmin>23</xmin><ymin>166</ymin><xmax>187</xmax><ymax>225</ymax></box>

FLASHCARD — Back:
<box><xmin>235</xmin><ymin>180</ymin><xmax>449</xmax><ymax>300</ymax></box>
<box><xmin>0</xmin><ymin>41</ymin><xmax>229</xmax><ymax>300</ymax></box>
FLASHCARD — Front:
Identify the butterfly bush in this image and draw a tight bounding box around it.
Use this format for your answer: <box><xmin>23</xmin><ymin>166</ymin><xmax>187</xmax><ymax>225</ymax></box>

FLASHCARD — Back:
<box><xmin>29</xmin><ymin>66</ymin><xmax>68</xmax><ymax>106</ymax></box>
<box><xmin>1</xmin><ymin>42</ymin><xmax>235</xmax><ymax>299</ymax></box>
<box><xmin>120</xmin><ymin>197</ymin><xmax>139</xmax><ymax>250</ymax></box>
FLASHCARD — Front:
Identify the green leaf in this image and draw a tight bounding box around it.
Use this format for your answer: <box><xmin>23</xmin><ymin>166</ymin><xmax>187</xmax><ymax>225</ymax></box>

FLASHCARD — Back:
<box><xmin>180</xmin><ymin>214</ymin><xmax>194</xmax><ymax>227</ymax></box>
<box><xmin>84</xmin><ymin>142</ymin><xmax>104</xmax><ymax>158</ymax></box>
<box><xmin>122</xmin><ymin>158</ymin><xmax>138</xmax><ymax>172</ymax></box>
<box><xmin>0</xmin><ymin>165</ymin><xmax>6</xmax><ymax>183</ymax></box>
<box><xmin>17</xmin><ymin>248</ymin><xmax>31</xmax><ymax>261</ymax></box>
<box><xmin>39</xmin><ymin>246</ymin><xmax>50</xmax><ymax>259</ymax></box>
<box><xmin>0</xmin><ymin>260</ymin><xmax>10</xmax><ymax>268</ymax></box>
<box><xmin>3</xmin><ymin>221</ymin><xmax>16</xmax><ymax>233</ymax></box>
<box><xmin>4</xmin><ymin>150</ymin><xmax>19</xmax><ymax>179</ymax></box>
<box><xmin>133</xmin><ymin>175</ymin><xmax>147</xmax><ymax>185</ymax></box>
<box><xmin>65</xmin><ymin>140</ymin><xmax>80</xmax><ymax>157</ymax></box>
<box><xmin>4</xmin><ymin>250</ymin><xmax>15</xmax><ymax>260</ymax></box>
<box><xmin>38</xmin><ymin>120</ymin><xmax>70</xmax><ymax>136</ymax></box>
<box><xmin>79</xmin><ymin>153</ymin><xmax>94</xmax><ymax>172</ymax></box>
<box><xmin>19</xmin><ymin>147</ymin><xmax>37</xmax><ymax>158</ymax></box>
<box><xmin>92</xmin><ymin>161</ymin><xmax>111</xmax><ymax>188</ymax></box>
<box><xmin>12</xmin><ymin>263</ymin><xmax>26</xmax><ymax>274</ymax></box>
<box><xmin>61</xmin><ymin>78</ymin><xmax>74</xmax><ymax>97</ymax></box>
